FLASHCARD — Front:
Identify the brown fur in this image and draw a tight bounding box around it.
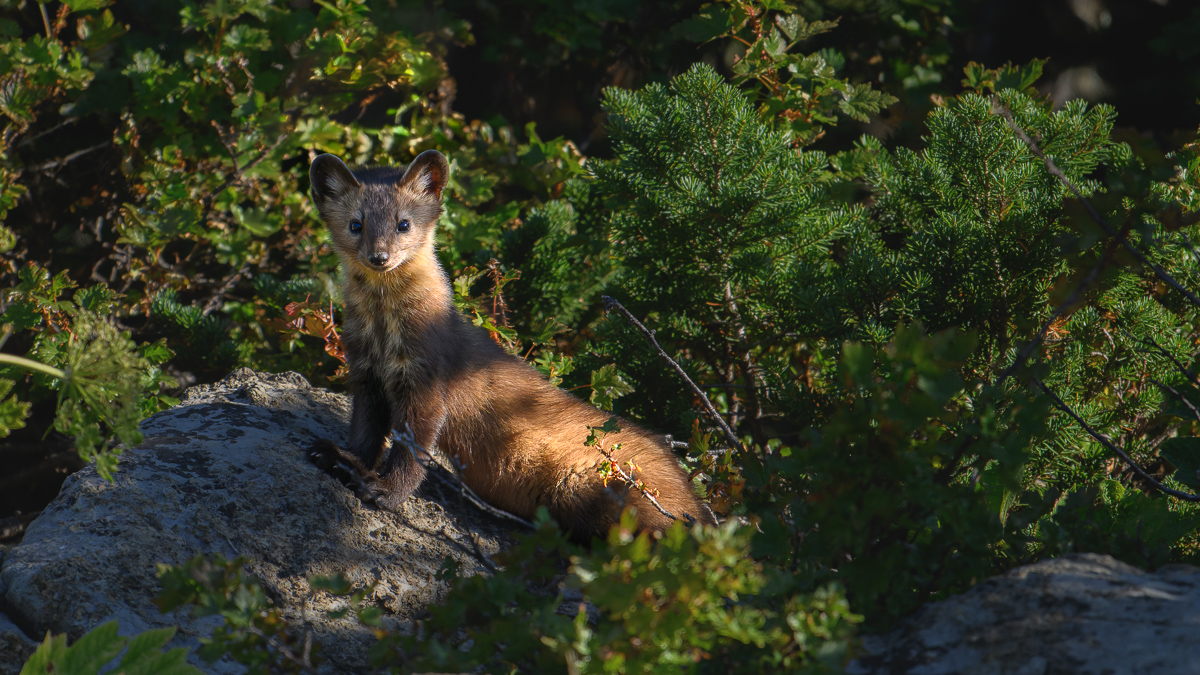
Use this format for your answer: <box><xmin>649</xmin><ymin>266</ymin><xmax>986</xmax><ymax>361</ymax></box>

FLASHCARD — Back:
<box><xmin>307</xmin><ymin>151</ymin><xmax>715</xmax><ymax>540</ymax></box>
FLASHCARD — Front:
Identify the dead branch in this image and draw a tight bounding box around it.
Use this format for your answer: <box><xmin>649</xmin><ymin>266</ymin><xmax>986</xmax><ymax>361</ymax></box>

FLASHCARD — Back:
<box><xmin>202</xmin><ymin>262</ymin><xmax>251</xmax><ymax>316</ymax></box>
<box><xmin>1151</xmin><ymin>379</ymin><xmax>1200</xmax><ymax>426</ymax></box>
<box><xmin>30</xmin><ymin>142</ymin><xmax>109</xmax><ymax>173</ymax></box>
<box><xmin>244</xmin><ymin>625</ymin><xmax>317</xmax><ymax>673</ymax></box>
<box><xmin>601</xmin><ymin>295</ymin><xmax>745</xmax><ymax>453</ymax></box>
<box><xmin>1033</xmin><ymin>379</ymin><xmax>1200</xmax><ymax>502</ymax></box>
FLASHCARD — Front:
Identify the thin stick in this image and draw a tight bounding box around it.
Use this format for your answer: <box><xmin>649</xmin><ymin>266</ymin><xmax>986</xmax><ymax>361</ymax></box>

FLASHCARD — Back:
<box><xmin>1033</xmin><ymin>379</ymin><xmax>1200</xmax><ymax>502</ymax></box>
<box><xmin>30</xmin><ymin>142</ymin><xmax>109</xmax><ymax>173</ymax></box>
<box><xmin>244</xmin><ymin>625</ymin><xmax>316</xmax><ymax>672</ymax></box>
<box><xmin>994</xmin><ymin>248</ymin><xmax>1108</xmax><ymax>389</ymax></box>
<box><xmin>202</xmin><ymin>262</ymin><xmax>250</xmax><ymax>316</ymax></box>
<box><xmin>993</xmin><ymin>101</ymin><xmax>1200</xmax><ymax>312</ymax></box>
<box><xmin>601</xmin><ymin>295</ymin><xmax>744</xmax><ymax>453</ymax></box>
<box><xmin>201</xmin><ymin>132</ymin><xmax>289</xmax><ymax>210</ymax></box>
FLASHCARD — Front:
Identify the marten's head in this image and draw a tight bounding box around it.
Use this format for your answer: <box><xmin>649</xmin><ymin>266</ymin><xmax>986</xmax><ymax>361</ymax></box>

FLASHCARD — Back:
<box><xmin>309</xmin><ymin>150</ymin><xmax>449</xmax><ymax>275</ymax></box>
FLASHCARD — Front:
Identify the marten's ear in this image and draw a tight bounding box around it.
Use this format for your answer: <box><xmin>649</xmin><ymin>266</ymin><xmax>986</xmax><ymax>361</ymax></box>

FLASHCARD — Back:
<box><xmin>399</xmin><ymin>150</ymin><xmax>449</xmax><ymax>201</ymax></box>
<box><xmin>310</xmin><ymin>154</ymin><xmax>361</xmax><ymax>204</ymax></box>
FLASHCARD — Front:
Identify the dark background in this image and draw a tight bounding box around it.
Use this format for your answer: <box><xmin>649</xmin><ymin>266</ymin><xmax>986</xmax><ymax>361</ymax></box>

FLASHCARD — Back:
<box><xmin>439</xmin><ymin>0</ymin><xmax>1200</xmax><ymax>152</ymax></box>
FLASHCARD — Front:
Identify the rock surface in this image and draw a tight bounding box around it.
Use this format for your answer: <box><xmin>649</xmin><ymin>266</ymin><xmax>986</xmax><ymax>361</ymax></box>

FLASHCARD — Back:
<box><xmin>0</xmin><ymin>369</ymin><xmax>518</xmax><ymax>674</ymax></box>
<box><xmin>0</xmin><ymin>610</ymin><xmax>36</xmax><ymax>675</ymax></box>
<box><xmin>848</xmin><ymin>552</ymin><xmax>1200</xmax><ymax>675</ymax></box>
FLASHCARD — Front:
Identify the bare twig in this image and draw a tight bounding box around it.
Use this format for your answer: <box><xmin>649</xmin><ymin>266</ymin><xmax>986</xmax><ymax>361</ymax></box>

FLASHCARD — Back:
<box><xmin>244</xmin><ymin>625</ymin><xmax>317</xmax><ymax>672</ymax></box>
<box><xmin>663</xmin><ymin>434</ymin><xmax>689</xmax><ymax>450</ymax></box>
<box><xmin>433</xmin><ymin>526</ymin><xmax>499</xmax><ymax>575</ymax></box>
<box><xmin>723</xmin><ymin>281</ymin><xmax>766</xmax><ymax>445</ymax></box>
<box><xmin>1033</xmin><ymin>379</ymin><xmax>1200</xmax><ymax>502</ymax></box>
<box><xmin>994</xmin><ymin>101</ymin><xmax>1200</xmax><ymax>312</ymax></box>
<box><xmin>17</xmin><ymin>117</ymin><xmax>77</xmax><ymax>148</ymax></box>
<box><xmin>202</xmin><ymin>262</ymin><xmax>250</xmax><ymax>316</ymax></box>
<box><xmin>201</xmin><ymin>132</ymin><xmax>289</xmax><ymax>209</ymax></box>
<box><xmin>601</xmin><ymin>295</ymin><xmax>745</xmax><ymax>453</ymax></box>
<box><xmin>30</xmin><ymin>142</ymin><xmax>109</xmax><ymax>173</ymax></box>
<box><xmin>994</xmin><ymin>248</ymin><xmax>1108</xmax><ymax>389</ymax></box>
<box><xmin>464</xmin><ymin>529</ymin><xmax>500</xmax><ymax>575</ymax></box>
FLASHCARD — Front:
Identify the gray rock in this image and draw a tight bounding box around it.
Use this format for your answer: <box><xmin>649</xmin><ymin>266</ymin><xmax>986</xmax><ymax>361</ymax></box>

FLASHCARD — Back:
<box><xmin>848</xmin><ymin>552</ymin><xmax>1200</xmax><ymax>675</ymax></box>
<box><xmin>0</xmin><ymin>368</ymin><xmax>518</xmax><ymax>674</ymax></box>
<box><xmin>0</xmin><ymin>610</ymin><xmax>37</xmax><ymax>675</ymax></box>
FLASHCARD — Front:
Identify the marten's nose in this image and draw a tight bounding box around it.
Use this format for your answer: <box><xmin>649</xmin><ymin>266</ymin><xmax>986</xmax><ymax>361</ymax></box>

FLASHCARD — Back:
<box><xmin>368</xmin><ymin>251</ymin><xmax>389</xmax><ymax>267</ymax></box>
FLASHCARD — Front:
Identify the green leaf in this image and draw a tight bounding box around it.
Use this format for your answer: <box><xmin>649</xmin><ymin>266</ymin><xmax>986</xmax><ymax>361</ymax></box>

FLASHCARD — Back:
<box><xmin>77</xmin><ymin>10</ymin><xmax>127</xmax><ymax>49</ymax></box>
<box><xmin>61</xmin><ymin>0</ymin><xmax>112</xmax><ymax>11</ymax></box>
<box><xmin>118</xmin><ymin>626</ymin><xmax>174</xmax><ymax>669</ymax></box>
<box><xmin>670</xmin><ymin>7</ymin><xmax>732</xmax><ymax>43</ymax></box>
<box><xmin>961</xmin><ymin>61</ymin><xmax>991</xmax><ymax>91</ymax></box>
<box><xmin>774</xmin><ymin>14</ymin><xmax>837</xmax><ymax>42</ymax></box>
<box><xmin>589</xmin><ymin>364</ymin><xmax>634</xmax><ymax>411</ymax></box>
<box><xmin>74</xmin><ymin>285</ymin><xmax>118</xmax><ymax>314</ymax></box>
<box><xmin>60</xmin><ymin>620</ymin><xmax>126</xmax><ymax>675</ymax></box>
<box><xmin>0</xmin><ymin>378</ymin><xmax>31</xmax><ymax>438</ymax></box>
<box><xmin>994</xmin><ymin>59</ymin><xmax>1047</xmax><ymax>93</ymax></box>
<box><xmin>1</xmin><ymin>302</ymin><xmax>42</xmax><ymax>332</ymax></box>
<box><xmin>18</xmin><ymin>632</ymin><xmax>68</xmax><ymax>675</ymax></box>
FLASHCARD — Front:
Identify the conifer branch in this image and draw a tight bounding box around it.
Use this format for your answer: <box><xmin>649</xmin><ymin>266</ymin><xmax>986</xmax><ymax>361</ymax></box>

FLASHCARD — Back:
<box><xmin>1032</xmin><ymin>379</ymin><xmax>1200</xmax><ymax>502</ymax></box>
<box><xmin>601</xmin><ymin>295</ymin><xmax>745</xmax><ymax>453</ymax></box>
<box><xmin>994</xmin><ymin>245</ymin><xmax>1110</xmax><ymax>388</ymax></box>
<box><xmin>994</xmin><ymin>101</ymin><xmax>1200</xmax><ymax>312</ymax></box>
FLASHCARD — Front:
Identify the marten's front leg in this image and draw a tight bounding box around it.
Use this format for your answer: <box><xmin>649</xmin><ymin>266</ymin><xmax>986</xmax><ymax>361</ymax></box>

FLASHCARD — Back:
<box><xmin>308</xmin><ymin>372</ymin><xmax>403</xmax><ymax>508</ymax></box>
<box><xmin>372</xmin><ymin>386</ymin><xmax>442</xmax><ymax>511</ymax></box>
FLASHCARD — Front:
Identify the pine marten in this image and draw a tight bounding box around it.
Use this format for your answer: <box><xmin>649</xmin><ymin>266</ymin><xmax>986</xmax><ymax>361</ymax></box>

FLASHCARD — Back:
<box><xmin>306</xmin><ymin>150</ymin><xmax>715</xmax><ymax>540</ymax></box>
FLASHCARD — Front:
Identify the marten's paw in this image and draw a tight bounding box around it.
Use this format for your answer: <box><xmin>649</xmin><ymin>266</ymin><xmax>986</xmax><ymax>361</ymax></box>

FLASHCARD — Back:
<box><xmin>307</xmin><ymin>439</ymin><xmax>384</xmax><ymax>509</ymax></box>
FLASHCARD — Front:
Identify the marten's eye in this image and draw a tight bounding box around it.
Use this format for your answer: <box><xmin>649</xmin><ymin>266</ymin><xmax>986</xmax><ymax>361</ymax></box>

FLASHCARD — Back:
<box><xmin>397</xmin><ymin>219</ymin><xmax>410</xmax><ymax>233</ymax></box>
<box><xmin>349</xmin><ymin>221</ymin><xmax>363</xmax><ymax>234</ymax></box>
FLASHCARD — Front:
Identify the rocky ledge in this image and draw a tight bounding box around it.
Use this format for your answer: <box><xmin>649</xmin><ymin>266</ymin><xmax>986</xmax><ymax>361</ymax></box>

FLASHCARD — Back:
<box><xmin>0</xmin><ymin>368</ymin><xmax>517</xmax><ymax>674</ymax></box>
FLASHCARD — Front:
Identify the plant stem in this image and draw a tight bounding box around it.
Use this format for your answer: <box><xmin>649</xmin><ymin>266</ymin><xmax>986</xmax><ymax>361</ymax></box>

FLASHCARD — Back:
<box><xmin>39</xmin><ymin>2</ymin><xmax>52</xmax><ymax>40</ymax></box>
<box><xmin>0</xmin><ymin>353</ymin><xmax>66</xmax><ymax>380</ymax></box>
